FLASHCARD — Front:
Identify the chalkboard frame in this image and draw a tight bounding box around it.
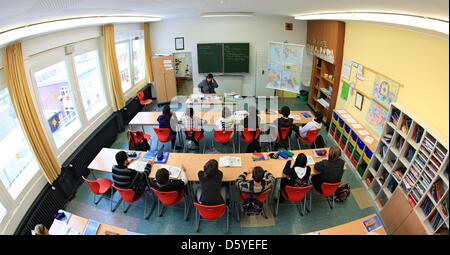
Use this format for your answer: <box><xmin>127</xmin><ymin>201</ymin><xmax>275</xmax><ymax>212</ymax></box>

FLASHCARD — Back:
<box><xmin>197</xmin><ymin>42</ymin><xmax>250</xmax><ymax>74</ymax></box>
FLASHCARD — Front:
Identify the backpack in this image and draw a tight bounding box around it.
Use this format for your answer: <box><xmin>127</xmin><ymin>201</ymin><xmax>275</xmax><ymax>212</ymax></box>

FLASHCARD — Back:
<box><xmin>334</xmin><ymin>183</ymin><xmax>351</xmax><ymax>203</ymax></box>
<box><xmin>128</xmin><ymin>131</ymin><xmax>150</xmax><ymax>151</ymax></box>
<box><xmin>313</xmin><ymin>135</ymin><xmax>325</xmax><ymax>149</ymax></box>
<box><xmin>242</xmin><ymin>197</ymin><xmax>264</xmax><ymax>216</ymax></box>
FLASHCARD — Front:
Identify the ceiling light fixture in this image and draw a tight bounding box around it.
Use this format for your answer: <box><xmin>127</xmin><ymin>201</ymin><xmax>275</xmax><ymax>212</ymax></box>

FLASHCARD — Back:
<box><xmin>0</xmin><ymin>15</ymin><xmax>161</xmax><ymax>47</ymax></box>
<box><xmin>294</xmin><ymin>12</ymin><xmax>448</xmax><ymax>35</ymax></box>
<box><xmin>201</xmin><ymin>12</ymin><xmax>254</xmax><ymax>17</ymax></box>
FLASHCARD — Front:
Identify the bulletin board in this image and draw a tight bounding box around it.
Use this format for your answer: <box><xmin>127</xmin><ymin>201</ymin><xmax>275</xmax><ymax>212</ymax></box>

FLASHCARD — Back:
<box><xmin>339</xmin><ymin>60</ymin><xmax>404</xmax><ymax>137</ymax></box>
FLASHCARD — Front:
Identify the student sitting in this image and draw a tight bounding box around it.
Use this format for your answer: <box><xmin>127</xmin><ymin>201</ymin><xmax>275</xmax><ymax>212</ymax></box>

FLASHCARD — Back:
<box><xmin>180</xmin><ymin>107</ymin><xmax>207</xmax><ymax>149</ymax></box>
<box><xmin>150</xmin><ymin>166</ymin><xmax>187</xmax><ymax>193</ymax></box>
<box><xmin>298</xmin><ymin>111</ymin><xmax>323</xmax><ymax>138</ymax></box>
<box><xmin>240</xmin><ymin>106</ymin><xmax>262</xmax><ymax>152</ymax></box>
<box><xmin>215</xmin><ymin>107</ymin><xmax>234</xmax><ymax>131</ymax></box>
<box><xmin>112</xmin><ymin>151</ymin><xmax>152</xmax><ymax>199</ymax></box>
<box><xmin>236</xmin><ymin>166</ymin><xmax>274</xmax><ymax>195</ymax></box>
<box><xmin>157</xmin><ymin>105</ymin><xmax>181</xmax><ymax>150</ymax></box>
<box><xmin>281</xmin><ymin>153</ymin><xmax>311</xmax><ymax>189</ymax></box>
<box><xmin>311</xmin><ymin>146</ymin><xmax>345</xmax><ymax>193</ymax></box>
<box><xmin>273</xmin><ymin>106</ymin><xmax>294</xmax><ymax>150</ymax></box>
<box><xmin>197</xmin><ymin>159</ymin><xmax>227</xmax><ymax>205</ymax></box>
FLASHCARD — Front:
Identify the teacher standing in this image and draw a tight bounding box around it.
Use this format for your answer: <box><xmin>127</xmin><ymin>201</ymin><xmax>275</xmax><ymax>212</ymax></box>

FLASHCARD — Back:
<box><xmin>198</xmin><ymin>73</ymin><xmax>219</xmax><ymax>93</ymax></box>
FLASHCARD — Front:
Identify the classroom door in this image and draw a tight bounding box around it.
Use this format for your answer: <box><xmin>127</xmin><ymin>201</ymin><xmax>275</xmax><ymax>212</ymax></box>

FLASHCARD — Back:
<box><xmin>254</xmin><ymin>50</ymin><xmax>273</xmax><ymax>97</ymax></box>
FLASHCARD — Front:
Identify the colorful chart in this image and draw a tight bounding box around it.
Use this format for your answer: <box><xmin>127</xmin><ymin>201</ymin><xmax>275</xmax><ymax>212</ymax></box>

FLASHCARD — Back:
<box><xmin>365</xmin><ymin>101</ymin><xmax>389</xmax><ymax>136</ymax></box>
<box><xmin>266</xmin><ymin>42</ymin><xmax>304</xmax><ymax>94</ymax></box>
<box><xmin>371</xmin><ymin>74</ymin><xmax>400</xmax><ymax>108</ymax></box>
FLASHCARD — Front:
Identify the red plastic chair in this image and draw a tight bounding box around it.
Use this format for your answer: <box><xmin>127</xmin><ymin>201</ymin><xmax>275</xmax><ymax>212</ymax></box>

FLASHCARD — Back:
<box><xmin>151</xmin><ymin>188</ymin><xmax>188</xmax><ymax>220</ymax></box>
<box><xmin>275</xmin><ymin>127</ymin><xmax>292</xmax><ymax>150</ymax></box>
<box><xmin>212</xmin><ymin>129</ymin><xmax>235</xmax><ymax>153</ymax></box>
<box><xmin>239</xmin><ymin>128</ymin><xmax>261</xmax><ymax>152</ymax></box>
<box><xmin>137</xmin><ymin>91</ymin><xmax>152</xmax><ymax>111</ymax></box>
<box><xmin>153</xmin><ymin>127</ymin><xmax>174</xmax><ymax>151</ymax></box>
<box><xmin>275</xmin><ymin>185</ymin><xmax>313</xmax><ymax>216</ymax></box>
<box><xmin>82</xmin><ymin>176</ymin><xmax>112</xmax><ymax>206</ymax></box>
<box><xmin>297</xmin><ymin>128</ymin><xmax>321</xmax><ymax>149</ymax></box>
<box><xmin>193</xmin><ymin>202</ymin><xmax>229</xmax><ymax>233</ymax></box>
<box><xmin>239</xmin><ymin>188</ymin><xmax>272</xmax><ymax>220</ymax></box>
<box><xmin>183</xmin><ymin>129</ymin><xmax>205</xmax><ymax>152</ymax></box>
<box><xmin>112</xmin><ymin>184</ymin><xmax>151</xmax><ymax>219</ymax></box>
<box><xmin>316</xmin><ymin>182</ymin><xmax>343</xmax><ymax>209</ymax></box>
<box><xmin>129</xmin><ymin>130</ymin><xmax>151</xmax><ymax>150</ymax></box>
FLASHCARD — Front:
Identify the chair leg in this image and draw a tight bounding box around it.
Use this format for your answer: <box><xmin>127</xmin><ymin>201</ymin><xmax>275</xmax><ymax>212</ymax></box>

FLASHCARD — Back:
<box><xmin>184</xmin><ymin>198</ymin><xmax>189</xmax><ymax>221</ymax></box>
<box><xmin>124</xmin><ymin>203</ymin><xmax>132</xmax><ymax>213</ymax></box>
<box><xmin>275</xmin><ymin>197</ymin><xmax>280</xmax><ymax>217</ymax></box>
<box><xmin>226</xmin><ymin>206</ymin><xmax>230</xmax><ymax>234</ymax></box>
<box><xmin>112</xmin><ymin>198</ymin><xmax>123</xmax><ymax>212</ymax></box>
<box><xmin>297</xmin><ymin>139</ymin><xmax>301</xmax><ymax>150</ymax></box>
<box><xmin>307</xmin><ymin>192</ymin><xmax>312</xmax><ymax>213</ymax></box>
<box><xmin>195</xmin><ymin>209</ymin><xmax>200</xmax><ymax>232</ymax></box>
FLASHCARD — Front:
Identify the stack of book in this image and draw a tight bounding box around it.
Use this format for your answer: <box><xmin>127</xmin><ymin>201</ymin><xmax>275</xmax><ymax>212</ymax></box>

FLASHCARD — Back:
<box><xmin>442</xmin><ymin>197</ymin><xmax>448</xmax><ymax>217</ymax></box>
<box><xmin>405</xmin><ymin>146</ymin><xmax>416</xmax><ymax>162</ymax></box>
<box><xmin>382</xmin><ymin>134</ymin><xmax>393</xmax><ymax>145</ymax></box>
<box><xmin>380</xmin><ymin>145</ymin><xmax>388</xmax><ymax>158</ymax></box>
<box><xmin>434</xmin><ymin>146</ymin><xmax>446</xmax><ymax>162</ymax></box>
<box><xmin>430</xmin><ymin>211</ymin><xmax>443</xmax><ymax>230</ymax></box>
<box><xmin>422</xmin><ymin>137</ymin><xmax>435</xmax><ymax>154</ymax></box>
<box><xmin>420</xmin><ymin>197</ymin><xmax>434</xmax><ymax>216</ymax></box>
<box><xmin>387</xmin><ymin>178</ymin><xmax>398</xmax><ymax>193</ymax></box>
<box><xmin>412</xmin><ymin>125</ymin><xmax>424</xmax><ymax>143</ymax></box>
<box><xmin>401</xmin><ymin>117</ymin><xmax>412</xmax><ymax>134</ymax></box>
<box><xmin>391</xmin><ymin>110</ymin><xmax>400</xmax><ymax>126</ymax></box>
<box><xmin>421</xmin><ymin>168</ymin><xmax>434</xmax><ymax>188</ymax></box>
<box><xmin>393</xmin><ymin>167</ymin><xmax>406</xmax><ymax>181</ymax></box>
<box><xmin>430</xmin><ymin>180</ymin><xmax>444</xmax><ymax>203</ymax></box>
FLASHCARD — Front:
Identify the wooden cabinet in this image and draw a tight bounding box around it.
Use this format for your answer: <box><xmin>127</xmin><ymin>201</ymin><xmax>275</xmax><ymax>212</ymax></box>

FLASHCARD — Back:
<box><xmin>381</xmin><ymin>189</ymin><xmax>413</xmax><ymax>233</ymax></box>
<box><xmin>394</xmin><ymin>210</ymin><xmax>426</xmax><ymax>235</ymax></box>
<box><xmin>152</xmin><ymin>56</ymin><xmax>177</xmax><ymax>103</ymax></box>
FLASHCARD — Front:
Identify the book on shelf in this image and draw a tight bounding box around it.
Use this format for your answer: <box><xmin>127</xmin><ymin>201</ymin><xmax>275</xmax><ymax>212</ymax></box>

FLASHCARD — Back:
<box><xmin>401</xmin><ymin>118</ymin><xmax>412</xmax><ymax>134</ymax></box>
<box><xmin>391</xmin><ymin>111</ymin><xmax>400</xmax><ymax>126</ymax></box>
<box><xmin>421</xmin><ymin>198</ymin><xmax>433</xmax><ymax>216</ymax></box>
<box><xmin>430</xmin><ymin>156</ymin><xmax>441</xmax><ymax>168</ymax></box>
<box><xmin>406</xmin><ymin>147</ymin><xmax>415</xmax><ymax>162</ymax></box>
<box><xmin>442</xmin><ymin>198</ymin><xmax>448</xmax><ymax>217</ymax></box>
<box><xmin>431</xmin><ymin>212</ymin><xmax>443</xmax><ymax>230</ymax></box>
<box><xmin>382</xmin><ymin>134</ymin><xmax>393</xmax><ymax>144</ymax></box>
<box><xmin>413</xmin><ymin>127</ymin><xmax>424</xmax><ymax>143</ymax></box>
<box><xmin>408</xmin><ymin>196</ymin><xmax>417</xmax><ymax>207</ymax></box>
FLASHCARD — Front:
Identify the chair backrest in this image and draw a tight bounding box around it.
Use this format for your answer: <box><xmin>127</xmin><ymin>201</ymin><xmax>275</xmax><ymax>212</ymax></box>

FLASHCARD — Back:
<box><xmin>241</xmin><ymin>128</ymin><xmax>261</xmax><ymax>143</ymax></box>
<box><xmin>129</xmin><ymin>130</ymin><xmax>144</xmax><ymax>144</ymax></box>
<box><xmin>137</xmin><ymin>91</ymin><xmax>145</xmax><ymax>103</ymax></box>
<box><xmin>112</xmin><ymin>185</ymin><xmax>136</xmax><ymax>203</ymax></box>
<box><xmin>184</xmin><ymin>129</ymin><xmax>204</xmax><ymax>143</ymax></box>
<box><xmin>213</xmin><ymin>129</ymin><xmax>233</xmax><ymax>144</ymax></box>
<box><xmin>284</xmin><ymin>185</ymin><xmax>312</xmax><ymax>203</ymax></box>
<box><xmin>153</xmin><ymin>127</ymin><xmax>171</xmax><ymax>142</ymax></box>
<box><xmin>255</xmin><ymin>188</ymin><xmax>272</xmax><ymax>203</ymax></box>
<box><xmin>277</xmin><ymin>127</ymin><xmax>292</xmax><ymax>140</ymax></box>
<box><xmin>302</xmin><ymin>129</ymin><xmax>321</xmax><ymax>143</ymax></box>
<box><xmin>321</xmin><ymin>182</ymin><xmax>342</xmax><ymax>197</ymax></box>
<box><xmin>193</xmin><ymin>202</ymin><xmax>226</xmax><ymax>220</ymax></box>
<box><xmin>82</xmin><ymin>176</ymin><xmax>101</xmax><ymax>194</ymax></box>
<box><xmin>151</xmin><ymin>188</ymin><xmax>182</xmax><ymax>206</ymax></box>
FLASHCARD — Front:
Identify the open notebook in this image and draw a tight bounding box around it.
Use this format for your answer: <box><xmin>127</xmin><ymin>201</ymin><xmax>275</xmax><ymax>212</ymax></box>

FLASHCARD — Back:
<box><xmin>128</xmin><ymin>160</ymin><xmax>149</xmax><ymax>172</ymax></box>
<box><xmin>219</xmin><ymin>156</ymin><xmax>242</xmax><ymax>167</ymax></box>
<box><xmin>48</xmin><ymin>219</ymin><xmax>79</xmax><ymax>235</ymax></box>
<box><xmin>159</xmin><ymin>165</ymin><xmax>182</xmax><ymax>179</ymax></box>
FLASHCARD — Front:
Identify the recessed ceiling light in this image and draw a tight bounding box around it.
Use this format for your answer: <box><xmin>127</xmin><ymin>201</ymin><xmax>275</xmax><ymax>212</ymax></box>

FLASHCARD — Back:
<box><xmin>201</xmin><ymin>12</ymin><xmax>254</xmax><ymax>17</ymax></box>
<box><xmin>294</xmin><ymin>12</ymin><xmax>448</xmax><ymax>35</ymax></box>
<box><xmin>0</xmin><ymin>15</ymin><xmax>161</xmax><ymax>47</ymax></box>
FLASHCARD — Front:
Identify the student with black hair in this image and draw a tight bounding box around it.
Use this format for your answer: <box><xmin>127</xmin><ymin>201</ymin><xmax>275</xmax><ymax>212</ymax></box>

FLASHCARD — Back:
<box><xmin>240</xmin><ymin>105</ymin><xmax>262</xmax><ymax>152</ymax></box>
<box><xmin>298</xmin><ymin>111</ymin><xmax>323</xmax><ymax>138</ymax></box>
<box><xmin>236</xmin><ymin>166</ymin><xmax>274</xmax><ymax>194</ymax></box>
<box><xmin>157</xmin><ymin>105</ymin><xmax>180</xmax><ymax>150</ymax></box>
<box><xmin>197</xmin><ymin>159</ymin><xmax>227</xmax><ymax>205</ymax></box>
<box><xmin>273</xmin><ymin>105</ymin><xmax>294</xmax><ymax>149</ymax></box>
<box><xmin>112</xmin><ymin>151</ymin><xmax>152</xmax><ymax>199</ymax></box>
<box><xmin>281</xmin><ymin>153</ymin><xmax>311</xmax><ymax>189</ymax></box>
<box><xmin>197</xmin><ymin>73</ymin><xmax>219</xmax><ymax>93</ymax></box>
<box><xmin>150</xmin><ymin>166</ymin><xmax>187</xmax><ymax>192</ymax></box>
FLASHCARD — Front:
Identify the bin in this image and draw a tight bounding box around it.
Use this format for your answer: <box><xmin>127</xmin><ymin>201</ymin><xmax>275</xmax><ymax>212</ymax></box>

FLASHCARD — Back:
<box><xmin>299</xmin><ymin>90</ymin><xmax>308</xmax><ymax>102</ymax></box>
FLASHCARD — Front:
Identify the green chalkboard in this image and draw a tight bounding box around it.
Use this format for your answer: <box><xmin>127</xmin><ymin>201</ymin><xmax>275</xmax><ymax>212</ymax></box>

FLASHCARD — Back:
<box><xmin>197</xmin><ymin>43</ymin><xmax>223</xmax><ymax>73</ymax></box>
<box><xmin>224</xmin><ymin>43</ymin><xmax>249</xmax><ymax>73</ymax></box>
<box><xmin>197</xmin><ymin>43</ymin><xmax>249</xmax><ymax>73</ymax></box>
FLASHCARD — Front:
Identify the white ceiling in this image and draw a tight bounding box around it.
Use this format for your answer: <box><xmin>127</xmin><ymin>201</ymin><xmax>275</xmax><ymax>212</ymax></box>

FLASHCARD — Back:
<box><xmin>0</xmin><ymin>0</ymin><xmax>448</xmax><ymax>32</ymax></box>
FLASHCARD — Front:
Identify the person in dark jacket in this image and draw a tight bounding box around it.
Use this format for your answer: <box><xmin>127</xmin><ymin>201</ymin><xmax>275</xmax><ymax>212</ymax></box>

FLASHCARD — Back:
<box><xmin>197</xmin><ymin>159</ymin><xmax>227</xmax><ymax>205</ymax></box>
<box><xmin>157</xmin><ymin>105</ymin><xmax>180</xmax><ymax>150</ymax></box>
<box><xmin>112</xmin><ymin>151</ymin><xmax>152</xmax><ymax>199</ymax></box>
<box><xmin>197</xmin><ymin>73</ymin><xmax>219</xmax><ymax>93</ymax></box>
<box><xmin>311</xmin><ymin>146</ymin><xmax>345</xmax><ymax>193</ymax></box>
<box><xmin>281</xmin><ymin>153</ymin><xmax>311</xmax><ymax>189</ymax></box>
<box><xmin>272</xmin><ymin>106</ymin><xmax>295</xmax><ymax>150</ymax></box>
<box><xmin>150</xmin><ymin>166</ymin><xmax>188</xmax><ymax>193</ymax></box>
<box><xmin>240</xmin><ymin>106</ymin><xmax>262</xmax><ymax>152</ymax></box>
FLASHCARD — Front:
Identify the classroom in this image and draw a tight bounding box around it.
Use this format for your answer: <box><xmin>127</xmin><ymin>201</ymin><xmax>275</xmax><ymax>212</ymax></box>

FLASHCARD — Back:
<box><xmin>0</xmin><ymin>0</ymin><xmax>448</xmax><ymax>237</ymax></box>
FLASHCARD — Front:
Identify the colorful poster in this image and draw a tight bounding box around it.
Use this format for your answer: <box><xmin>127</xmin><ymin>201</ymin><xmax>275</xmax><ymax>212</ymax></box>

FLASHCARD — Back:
<box><xmin>365</xmin><ymin>101</ymin><xmax>388</xmax><ymax>136</ymax></box>
<box><xmin>266</xmin><ymin>42</ymin><xmax>304</xmax><ymax>94</ymax></box>
<box><xmin>371</xmin><ymin>74</ymin><xmax>400</xmax><ymax>108</ymax></box>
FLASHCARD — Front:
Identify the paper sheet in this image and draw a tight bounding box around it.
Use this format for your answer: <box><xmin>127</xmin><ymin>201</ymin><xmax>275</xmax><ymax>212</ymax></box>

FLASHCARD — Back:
<box><xmin>346</xmin><ymin>117</ymin><xmax>357</xmax><ymax>124</ymax></box>
<box><xmin>351</xmin><ymin>123</ymin><xmax>363</xmax><ymax>129</ymax></box>
<box><xmin>160</xmin><ymin>165</ymin><xmax>182</xmax><ymax>179</ymax></box>
<box><xmin>128</xmin><ymin>160</ymin><xmax>148</xmax><ymax>172</ymax></box>
<box><xmin>363</xmin><ymin>136</ymin><xmax>375</xmax><ymax>144</ymax></box>
<box><xmin>336</xmin><ymin>110</ymin><xmax>347</xmax><ymax>114</ymax></box>
<box><xmin>341</xmin><ymin>59</ymin><xmax>352</xmax><ymax>81</ymax></box>
<box><xmin>358</xmin><ymin>130</ymin><xmax>370</xmax><ymax>136</ymax></box>
<box><xmin>340</xmin><ymin>114</ymin><xmax>351</xmax><ymax>119</ymax></box>
<box><xmin>290</xmin><ymin>115</ymin><xmax>301</xmax><ymax>120</ymax></box>
<box><xmin>306</xmin><ymin>156</ymin><xmax>315</xmax><ymax>166</ymax></box>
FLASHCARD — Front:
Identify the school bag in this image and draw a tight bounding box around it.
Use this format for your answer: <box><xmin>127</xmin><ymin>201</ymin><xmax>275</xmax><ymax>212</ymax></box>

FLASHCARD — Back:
<box><xmin>242</xmin><ymin>197</ymin><xmax>264</xmax><ymax>216</ymax></box>
<box><xmin>128</xmin><ymin>131</ymin><xmax>150</xmax><ymax>151</ymax></box>
<box><xmin>334</xmin><ymin>183</ymin><xmax>351</xmax><ymax>203</ymax></box>
<box><xmin>313</xmin><ymin>135</ymin><xmax>325</xmax><ymax>149</ymax></box>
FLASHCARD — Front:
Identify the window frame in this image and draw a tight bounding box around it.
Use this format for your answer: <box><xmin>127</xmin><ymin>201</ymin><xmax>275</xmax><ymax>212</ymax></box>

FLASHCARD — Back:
<box><xmin>115</xmin><ymin>40</ymin><xmax>133</xmax><ymax>93</ymax></box>
<box><xmin>131</xmin><ymin>37</ymin><xmax>146</xmax><ymax>85</ymax></box>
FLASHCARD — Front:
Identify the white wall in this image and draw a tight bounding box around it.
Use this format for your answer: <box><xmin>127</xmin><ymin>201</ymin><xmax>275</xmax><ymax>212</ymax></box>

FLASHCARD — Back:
<box><xmin>150</xmin><ymin>16</ymin><xmax>308</xmax><ymax>96</ymax></box>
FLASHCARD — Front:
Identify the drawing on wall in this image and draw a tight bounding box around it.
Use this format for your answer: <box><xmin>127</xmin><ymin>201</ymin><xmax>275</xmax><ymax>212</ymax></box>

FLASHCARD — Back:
<box><xmin>173</xmin><ymin>52</ymin><xmax>192</xmax><ymax>79</ymax></box>
<box><xmin>371</xmin><ymin>74</ymin><xmax>400</xmax><ymax>108</ymax></box>
<box><xmin>365</xmin><ymin>101</ymin><xmax>388</xmax><ymax>136</ymax></box>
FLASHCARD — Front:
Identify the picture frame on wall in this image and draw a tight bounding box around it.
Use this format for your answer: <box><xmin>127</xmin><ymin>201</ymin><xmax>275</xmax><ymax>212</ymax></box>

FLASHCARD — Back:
<box><xmin>355</xmin><ymin>92</ymin><xmax>364</xmax><ymax>111</ymax></box>
<box><xmin>175</xmin><ymin>37</ymin><xmax>184</xmax><ymax>50</ymax></box>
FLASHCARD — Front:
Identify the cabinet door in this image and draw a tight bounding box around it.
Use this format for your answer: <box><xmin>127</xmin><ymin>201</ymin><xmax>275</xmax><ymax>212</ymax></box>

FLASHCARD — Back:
<box><xmin>164</xmin><ymin>70</ymin><xmax>177</xmax><ymax>101</ymax></box>
<box><xmin>154</xmin><ymin>74</ymin><xmax>167</xmax><ymax>102</ymax></box>
<box><xmin>394</xmin><ymin>210</ymin><xmax>426</xmax><ymax>235</ymax></box>
<box><xmin>380</xmin><ymin>189</ymin><xmax>413</xmax><ymax>233</ymax></box>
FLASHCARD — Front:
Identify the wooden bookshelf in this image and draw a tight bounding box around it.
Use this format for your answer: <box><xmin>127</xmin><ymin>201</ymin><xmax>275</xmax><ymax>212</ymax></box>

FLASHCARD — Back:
<box><xmin>364</xmin><ymin>103</ymin><xmax>449</xmax><ymax>235</ymax></box>
<box><xmin>306</xmin><ymin>20</ymin><xmax>345</xmax><ymax>124</ymax></box>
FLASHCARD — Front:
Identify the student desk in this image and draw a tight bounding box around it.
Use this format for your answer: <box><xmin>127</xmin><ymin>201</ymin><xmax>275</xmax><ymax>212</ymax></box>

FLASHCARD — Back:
<box><xmin>49</xmin><ymin>212</ymin><xmax>128</xmax><ymax>235</ymax></box>
<box><xmin>308</xmin><ymin>214</ymin><xmax>386</xmax><ymax>235</ymax></box>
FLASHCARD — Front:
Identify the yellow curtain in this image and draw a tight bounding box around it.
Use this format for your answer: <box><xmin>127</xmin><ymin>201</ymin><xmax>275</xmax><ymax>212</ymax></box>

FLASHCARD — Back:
<box><xmin>143</xmin><ymin>22</ymin><xmax>154</xmax><ymax>83</ymax></box>
<box><xmin>3</xmin><ymin>43</ymin><xmax>60</xmax><ymax>183</ymax></box>
<box><xmin>102</xmin><ymin>24</ymin><xmax>125</xmax><ymax>111</ymax></box>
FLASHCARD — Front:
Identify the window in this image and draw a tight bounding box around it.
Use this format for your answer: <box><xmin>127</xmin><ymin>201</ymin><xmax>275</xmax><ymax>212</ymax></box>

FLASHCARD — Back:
<box><xmin>0</xmin><ymin>88</ymin><xmax>40</xmax><ymax>199</ymax></box>
<box><xmin>34</xmin><ymin>61</ymin><xmax>81</xmax><ymax>148</ymax></box>
<box><xmin>115</xmin><ymin>42</ymin><xmax>132</xmax><ymax>92</ymax></box>
<box><xmin>132</xmin><ymin>38</ymin><xmax>146</xmax><ymax>83</ymax></box>
<box><xmin>74</xmin><ymin>50</ymin><xmax>107</xmax><ymax>120</ymax></box>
